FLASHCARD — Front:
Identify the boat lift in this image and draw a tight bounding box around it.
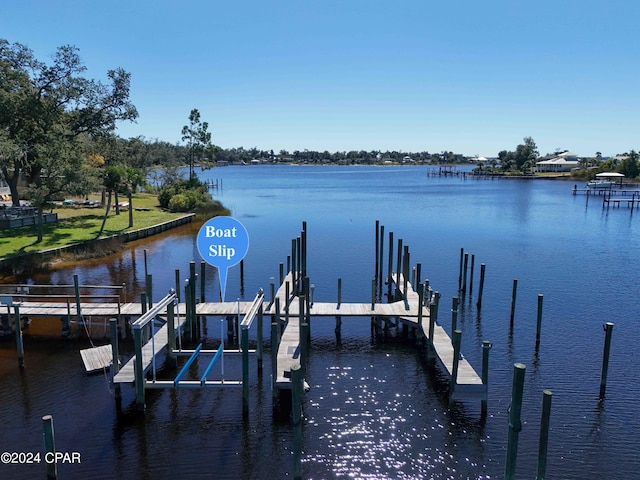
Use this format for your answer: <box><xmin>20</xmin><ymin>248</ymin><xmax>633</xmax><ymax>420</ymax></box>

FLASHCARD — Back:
<box><xmin>113</xmin><ymin>288</ymin><xmax>265</xmax><ymax>414</ymax></box>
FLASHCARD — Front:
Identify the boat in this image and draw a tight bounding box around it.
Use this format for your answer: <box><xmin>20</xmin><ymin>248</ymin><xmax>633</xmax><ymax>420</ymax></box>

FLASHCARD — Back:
<box><xmin>586</xmin><ymin>179</ymin><xmax>615</xmax><ymax>189</ymax></box>
<box><xmin>586</xmin><ymin>172</ymin><xmax>625</xmax><ymax>190</ymax></box>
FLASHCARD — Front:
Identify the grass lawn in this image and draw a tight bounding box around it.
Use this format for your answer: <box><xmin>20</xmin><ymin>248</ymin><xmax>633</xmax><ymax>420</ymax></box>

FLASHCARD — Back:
<box><xmin>0</xmin><ymin>193</ymin><xmax>188</xmax><ymax>258</ymax></box>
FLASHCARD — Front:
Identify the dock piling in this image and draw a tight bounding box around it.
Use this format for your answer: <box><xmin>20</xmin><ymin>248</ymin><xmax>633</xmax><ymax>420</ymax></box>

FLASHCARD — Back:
<box><xmin>481</xmin><ymin>340</ymin><xmax>492</xmax><ymax>415</ymax></box>
<box><xmin>510</xmin><ymin>279</ymin><xmax>518</xmax><ymax>327</ymax></box>
<box><xmin>387</xmin><ymin>231</ymin><xmax>394</xmax><ymax>297</ymax></box>
<box><xmin>242</xmin><ymin>325</ymin><xmax>249</xmax><ymax>418</ymax></box>
<box><xmin>536</xmin><ymin>294</ymin><xmax>544</xmax><ymax>346</ymax></box>
<box><xmin>14</xmin><ymin>304</ymin><xmax>24</xmax><ymax>368</ymax></box>
<box><xmin>536</xmin><ymin>390</ymin><xmax>553</xmax><ymax>480</ymax></box>
<box><xmin>271</xmin><ymin>321</ymin><xmax>280</xmax><ymax>403</ymax></box>
<box><xmin>458</xmin><ymin>248</ymin><xmax>464</xmax><ymax>292</ymax></box>
<box><xmin>451</xmin><ymin>296</ymin><xmax>459</xmax><ymax>339</ymax></box>
<box><xmin>110</xmin><ymin>319</ymin><xmax>121</xmax><ymax>399</ymax></box>
<box><xmin>505</xmin><ymin>363</ymin><xmax>526</xmax><ymax>480</ymax></box>
<box><xmin>462</xmin><ymin>253</ymin><xmax>469</xmax><ymax>297</ymax></box>
<box><xmin>73</xmin><ymin>274</ymin><xmax>82</xmax><ymax>326</ymax></box>
<box><xmin>427</xmin><ymin>292</ymin><xmax>439</xmax><ymax>360</ymax></box>
<box><xmin>449</xmin><ymin>329</ymin><xmax>462</xmax><ymax>403</ymax></box>
<box><xmin>600</xmin><ymin>322</ymin><xmax>614</xmax><ymax>399</ymax></box>
<box><xmin>469</xmin><ymin>254</ymin><xmax>475</xmax><ymax>297</ymax></box>
<box><xmin>375</xmin><ymin>220</ymin><xmax>380</xmax><ymax>282</ymax></box>
<box><xmin>42</xmin><ymin>415</ymin><xmax>57</xmax><ymax>479</ymax></box>
<box><xmin>291</xmin><ymin>363</ymin><xmax>304</xmax><ymax>480</ymax></box>
<box><xmin>476</xmin><ymin>263</ymin><xmax>486</xmax><ymax>310</ymax></box>
<box><xmin>378</xmin><ymin>224</ymin><xmax>385</xmax><ymax>292</ymax></box>
<box><xmin>133</xmin><ymin>326</ymin><xmax>145</xmax><ymax>411</ymax></box>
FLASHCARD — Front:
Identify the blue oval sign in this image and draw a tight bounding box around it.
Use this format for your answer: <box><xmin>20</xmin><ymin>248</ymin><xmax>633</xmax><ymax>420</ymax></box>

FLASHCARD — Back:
<box><xmin>197</xmin><ymin>216</ymin><xmax>249</xmax><ymax>301</ymax></box>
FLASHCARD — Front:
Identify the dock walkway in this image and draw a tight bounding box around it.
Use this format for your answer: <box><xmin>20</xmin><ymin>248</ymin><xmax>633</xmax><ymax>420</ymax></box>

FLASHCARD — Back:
<box><xmin>7</xmin><ymin>273</ymin><xmax>485</xmax><ymax>401</ymax></box>
<box><xmin>113</xmin><ymin>314</ymin><xmax>187</xmax><ymax>384</ymax></box>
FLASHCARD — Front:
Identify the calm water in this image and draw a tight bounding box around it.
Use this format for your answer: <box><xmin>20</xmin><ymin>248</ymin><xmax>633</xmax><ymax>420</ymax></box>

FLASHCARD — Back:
<box><xmin>2</xmin><ymin>165</ymin><xmax>640</xmax><ymax>479</ymax></box>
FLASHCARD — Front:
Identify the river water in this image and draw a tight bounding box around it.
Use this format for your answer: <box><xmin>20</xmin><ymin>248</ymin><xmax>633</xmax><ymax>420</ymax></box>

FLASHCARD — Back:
<box><xmin>1</xmin><ymin>165</ymin><xmax>639</xmax><ymax>479</ymax></box>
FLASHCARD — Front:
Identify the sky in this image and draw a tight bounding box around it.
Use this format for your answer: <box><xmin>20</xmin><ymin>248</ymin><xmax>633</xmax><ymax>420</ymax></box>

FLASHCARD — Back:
<box><xmin>1</xmin><ymin>0</ymin><xmax>639</xmax><ymax>157</ymax></box>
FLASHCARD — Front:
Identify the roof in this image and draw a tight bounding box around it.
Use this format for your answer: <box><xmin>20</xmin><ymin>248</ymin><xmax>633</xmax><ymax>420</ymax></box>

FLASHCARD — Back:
<box><xmin>536</xmin><ymin>157</ymin><xmax>579</xmax><ymax>165</ymax></box>
<box><xmin>596</xmin><ymin>172</ymin><xmax>624</xmax><ymax>178</ymax></box>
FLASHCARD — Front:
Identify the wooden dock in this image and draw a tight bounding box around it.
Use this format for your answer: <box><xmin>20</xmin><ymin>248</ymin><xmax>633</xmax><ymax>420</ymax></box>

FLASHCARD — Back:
<box><xmin>80</xmin><ymin>344</ymin><xmax>114</xmax><ymax>373</ymax></box>
<box><xmin>6</xmin><ymin>272</ymin><xmax>485</xmax><ymax>401</ymax></box>
<box><xmin>113</xmin><ymin>313</ymin><xmax>187</xmax><ymax>384</ymax></box>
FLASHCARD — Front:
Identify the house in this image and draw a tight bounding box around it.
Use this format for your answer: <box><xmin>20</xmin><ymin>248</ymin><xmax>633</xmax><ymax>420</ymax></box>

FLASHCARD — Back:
<box><xmin>535</xmin><ymin>151</ymin><xmax>579</xmax><ymax>173</ymax></box>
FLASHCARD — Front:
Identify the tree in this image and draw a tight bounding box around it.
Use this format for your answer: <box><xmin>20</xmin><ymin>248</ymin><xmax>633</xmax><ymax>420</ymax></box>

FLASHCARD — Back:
<box><xmin>97</xmin><ymin>164</ymin><xmax>126</xmax><ymax>236</ymax></box>
<box><xmin>0</xmin><ymin>39</ymin><xmax>137</xmax><ymax>209</ymax></box>
<box><xmin>181</xmin><ymin>109</ymin><xmax>211</xmax><ymax>179</ymax></box>
<box><xmin>514</xmin><ymin>137</ymin><xmax>538</xmax><ymax>174</ymax></box>
<box><xmin>619</xmin><ymin>150</ymin><xmax>639</xmax><ymax>179</ymax></box>
<box><xmin>27</xmin><ymin>127</ymin><xmax>97</xmax><ymax>242</ymax></box>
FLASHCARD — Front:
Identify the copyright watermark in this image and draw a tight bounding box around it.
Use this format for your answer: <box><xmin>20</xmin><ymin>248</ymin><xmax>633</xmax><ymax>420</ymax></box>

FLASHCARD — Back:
<box><xmin>1</xmin><ymin>451</ymin><xmax>81</xmax><ymax>464</ymax></box>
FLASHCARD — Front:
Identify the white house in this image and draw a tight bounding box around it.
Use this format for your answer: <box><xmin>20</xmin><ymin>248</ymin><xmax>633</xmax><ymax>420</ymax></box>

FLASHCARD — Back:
<box><xmin>535</xmin><ymin>151</ymin><xmax>579</xmax><ymax>172</ymax></box>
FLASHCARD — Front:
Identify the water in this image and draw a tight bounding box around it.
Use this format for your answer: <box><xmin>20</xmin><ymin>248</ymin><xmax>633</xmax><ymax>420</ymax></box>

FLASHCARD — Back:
<box><xmin>2</xmin><ymin>165</ymin><xmax>640</xmax><ymax>479</ymax></box>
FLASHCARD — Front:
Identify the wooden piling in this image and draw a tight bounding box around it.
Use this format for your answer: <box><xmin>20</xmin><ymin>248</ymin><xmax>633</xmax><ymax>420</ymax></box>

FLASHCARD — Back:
<box><xmin>143</xmin><ymin>248</ymin><xmax>148</xmax><ymax>278</ymax></box>
<box><xmin>378</xmin><ymin>224</ymin><xmax>385</xmax><ymax>291</ymax></box>
<box><xmin>241</xmin><ymin>325</ymin><xmax>249</xmax><ymax>418</ymax></box>
<box><xmin>387</xmin><ymin>231</ymin><xmax>394</xmax><ymax>297</ymax></box>
<box><xmin>458</xmin><ymin>248</ymin><xmax>464</xmax><ymax>292</ymax></box>
<box><xmin>510</xmin><ymin>279</ymin><xmax>518</xmax><ymax>327</ymax></box>
<box><xmin>449</xmin><ymin>330</ymin><xmax>462</xmax><ymax>402</ymax></box>
<box><xmin>291</xmin><ymin>239</ymin><xmax>297</xmax><ymax>292</ymax></box>
<box><xmin>291</xmin><ymin>363</ymin><xmax>304</xmax><ymax>480</ymax></box>
<box><xmin>270</xmin><ymin>278</ymin><xmax>275</xmax><ymax>305</ymax></box>
<box><xmin>110</xmin><ymin>319</ymin><xmax>121</xmax><ymax>399</ymax></box>
<box><xmin>396</xmin><ymin>238</ymin><xmax>403</xmax><ymax>297</ymax></box>
<box><xmin>167</xmin><ymin>301</ymin><xmax>176</xmax><ymax>363</ymax></box>
<box><xmin>257</xmin><ymin>303</ymin><xmax>264</xmax><ymax>373</ymax></box>
<box><xmin>301</xmin><ymin>221</ymin><xmax>307</xmax><ymax>279</ymax></box>
<box><xmin>536</xmin><ymin>294</ymin><xmax>544</xmax><ymax>346</ymax></box>
<box><xmin>371</xmin><ymin>278</ymin><xmax>376</xmax><ymax>310</ymax></box>
<box><xmin>600</xmin><ymin>322</ymin><xmax>614</xmax><ymax>399</ymax></box>
<box><xmin>133</xmin><ymin>326</ymin><xmax>145</xmax><ymax>411</ymax></box>
<box><xmin>476</xmin><ymin>263</ymin><xmax>486</xmax><ymax>310</ymax></box>
<box><xmin>469</xmin><ymin>254</ymin><xmax>475</xmax><ymax>297</ymax></box>
<box><xmin>200</xmin><ymin>261</ymin><xmax>206</xmax><ymax>302</ymax></box>
<box><xmin>146</xmin><ymin>274</ymin><xmax>153</xmax><ymax>308</ymax></box>
<box><xmin>296</xmin><ymin>237</ymin><xmax>301</xmax><ymax>293</ymax></box>
<box><xmin>403</xmin><ymin>245</ymin><xmax>410</xmax><ymax>295</ymax></box>
<box><xmin>451</xmin><ymin>296</ymin><xmax>459</xmax><ymax>337</ymax></box>
<box><xmin>504</xmin><ymin>363</ymin><xmax>526</xmax><ymax>480</ymax></box>
<box><xmin>298</xmin><ymin>295</ymin><xmax>308</xmax><ymax>378</ymax></box>
<box><xmin>271</xmin><ymin>321</ymin><xmax>280</xmax><ymax>402</ymax></box>
<box><xmin>175</xmin><ymin>269</ymin><xmax>181</xmax><ymax>302</ymax></box>
<box><xmin>73</xmin><ymin>274</ymin><xmax>82</xmax><ymax>326</ymax></box>
<box><xmin>417</xmin><ymin>283</ymin><xmax>424</xmax><ymax>326</ymax></box>
<box><xmin>462</xmin><ymin>253</ymin><xmax>469</xmax><ymax>297</ymax></box>
<box><xmin>43</xmin><ymin>415</ymin><xmax>57</xmax><ymax>480</ymax></box>
<box><xmin>481</xmin><ymin>340</ymin><xmax>492</xmax><ymax>415</ymax></box>
<box><xmin>536</xmin><ymin>390</ymin><xmax>553</xmax><ymax>480</ymax></box>
<box><xmin>240</xmin><ymin>259</ymin><xmax>245</xmax><ymax>296</ymax></box>
<box><xmin>375</xmin><ymin>219</ymin><xmax>380</xmax><ymax>281</ymax></box>
<box><xmin>303</xmin><ymin>277</ymin><xmax>311</xmax><ymax>342</ymax></box>
<box><xmin>14</xmin><ymin>304</ymin><xmax>24</xmax><ymax>368</ymax></box>
<box><xmin>190</xmin><ymin>262</ymin><xmax>198</xmax><ymax>337</ymax></box>
<box><xmin>427</xmin><ymin>292</ymin><xmax>440</xmax><ymax>360</ymax></box>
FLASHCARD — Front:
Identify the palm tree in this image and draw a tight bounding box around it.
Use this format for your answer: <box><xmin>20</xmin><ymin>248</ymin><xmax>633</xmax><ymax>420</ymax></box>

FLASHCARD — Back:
<box><xmin>97</xmin><ymin>165</ymin><xmax>124</xmax><ymax>237</ymax></box>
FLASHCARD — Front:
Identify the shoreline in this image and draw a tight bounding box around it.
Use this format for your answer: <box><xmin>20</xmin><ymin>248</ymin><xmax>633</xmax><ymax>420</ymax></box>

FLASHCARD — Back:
<box><xmin>0</xmin><ymin>214</ymin><xmax>195</xmax><ymax>277</ymax></box>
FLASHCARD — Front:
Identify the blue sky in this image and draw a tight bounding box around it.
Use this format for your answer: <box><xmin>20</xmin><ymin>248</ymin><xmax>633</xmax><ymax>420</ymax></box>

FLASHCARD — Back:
<box><xmin>1</xmin><ymin>1</ymin><xmax>638</xmax><ymax>157</ymax></box>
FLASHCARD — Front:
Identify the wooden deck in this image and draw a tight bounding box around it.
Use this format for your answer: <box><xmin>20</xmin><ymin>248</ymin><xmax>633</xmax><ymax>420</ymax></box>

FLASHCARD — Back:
<box><xmin>80</xmin><ymin>344</ymin><xmax>114</xmax><ymax>373</ymax></box>
<box><xmin>10</xmin><ymin>271</ymin><xmax>485</xmax><ymax>401</ymax></box>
